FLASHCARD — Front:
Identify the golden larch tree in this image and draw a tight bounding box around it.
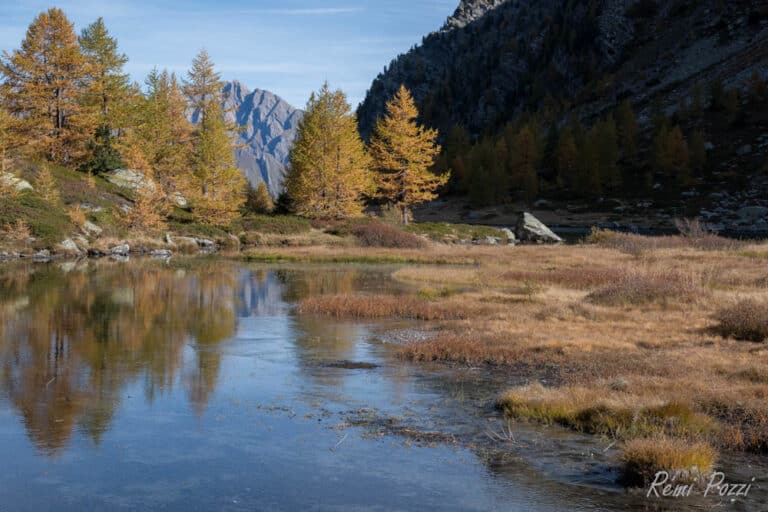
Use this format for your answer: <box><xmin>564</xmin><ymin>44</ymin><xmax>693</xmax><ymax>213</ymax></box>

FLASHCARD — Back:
<box><xmin>370</xmin><ymin>85</ymin><xmax>447</xmax><ymax>224</ymax></box>
<box><xmin>285</xmin><ymin>83</ymin><xmax>373</xmax><ymax>219</ymax></box>
<box><xmin>0</xmin><ymin>8</ymin><xmax>94</xmax><ymax>165</ymax></box>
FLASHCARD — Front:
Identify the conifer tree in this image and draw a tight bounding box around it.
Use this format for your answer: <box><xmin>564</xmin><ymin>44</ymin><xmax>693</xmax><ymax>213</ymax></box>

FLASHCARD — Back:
<box><xmin>576</xmin><ymin>127</ymin><xmax>601</xmax><ymax>197</ymax></box>
<box><xmin>596</xmin><ymin>115</ymin><xmax>620</xmax><ymax>192</ymax></box>
<box><xmin>119</xmin><ymin>174</ymin><xmax>167</xmax><ymax>232</ymax></box>
<box><xmin>36</xmin><ymin>165</ymin><xmax>61</xmax><ymax>204</ymax></box>
<box><xmin>615</xmin><ymin>100</ymin><xmax>638</xmax><ymax>159</ymax></box>
<box><xmin>246</xmin><ymin>182</ymin><xmax>274</xmax><ymax>214</ymax></box>
<box><xmin>510</xmin><ymin>124</ymin><xmax>539</xmax><ymax>202</ymax></box>
<box><xmin>122</xmin><ymin>69</ymin><xmax>192</xmax><ymax>193</ymax></box>
<box><xmin>79</xmin><ymin>17</ymin><xmax>130</xmax><ymax>173</ymax></box>
<box><xmin>0</xmin><ymin>106</ymin><xmax>19</xmax><ymax>172</ymax></box>
<box><xmin>187</xmin><ymin>99</ymin><xmax>245</xmax><ymax>225</ymax></box>
<box><xmin>556</xmin><ymin>126</ymin><xmax>578</xmax><ymax>188</ymax></box>
<box><xmin>286</xmin><ymin>83</ymin><xmax>373</xmax><ymax>218</ymax></box>
<box><xmin>0</xmin><ymin>8</ymin><xmax>94</xmax><ymax>164</ymax></box>
<box><xmin>655</xmin><ymin>125</ymin><xmax>690</xmax><ymax>185</ymax></box>
<box><xmin>184</xmin><ymin>49</ymin><xmax>222</xmax><ymax>114</ymax></box>
<box><xmin>370</xmin><ymin>85</ymin><xmax>447</xmax><ymax>223</ymax></box>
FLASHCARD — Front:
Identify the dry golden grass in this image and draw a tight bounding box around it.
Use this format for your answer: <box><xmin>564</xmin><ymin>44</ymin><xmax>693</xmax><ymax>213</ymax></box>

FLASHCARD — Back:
<box><xmin>298</xmin><ymin>294</ymin><xmax>483</xmax><ymax>320</ymax></box>
<box><xmin>621</xmin><ymin>437</ymin><xmax>716</xmax><ymax>485</ymax></box>
<box><xmin>291</xmin><ymin>238</ymin><xmax>768</xmax><ymax>472</ymax></box>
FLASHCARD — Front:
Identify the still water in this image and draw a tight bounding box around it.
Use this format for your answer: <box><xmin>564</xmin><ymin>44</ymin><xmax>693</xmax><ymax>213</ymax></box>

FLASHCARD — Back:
<box><xmin>0</xmin><ymin>259</ymin><xmax>763</xmax><ymax>511</ymax></box>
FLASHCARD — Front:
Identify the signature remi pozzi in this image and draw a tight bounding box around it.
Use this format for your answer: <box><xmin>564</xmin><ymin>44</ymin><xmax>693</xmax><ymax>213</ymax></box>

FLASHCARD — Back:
<box><xmin>647</xmin><ymin>471</ymin><xmax>756</xmax><ymax>499</ymax></box>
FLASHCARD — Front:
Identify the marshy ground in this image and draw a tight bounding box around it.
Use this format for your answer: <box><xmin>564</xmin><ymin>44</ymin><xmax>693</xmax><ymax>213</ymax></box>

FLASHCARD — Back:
<box><xmin>288</xmin><ymin>230</ymin><xmax>768</xmax><ymax>486</ymax></box>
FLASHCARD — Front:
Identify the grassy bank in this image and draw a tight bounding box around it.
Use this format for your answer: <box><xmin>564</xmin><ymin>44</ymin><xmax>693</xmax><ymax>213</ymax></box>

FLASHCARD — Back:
<box><xmin>291</xmin><ymin>232</ymin><xmax>768</xmax><ymax>485</ymax></box>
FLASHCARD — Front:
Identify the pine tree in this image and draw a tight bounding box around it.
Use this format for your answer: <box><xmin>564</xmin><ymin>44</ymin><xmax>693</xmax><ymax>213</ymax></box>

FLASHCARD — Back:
<box><xmin>187</xmin><ymin>99</ymin><xmax>246</xmax><ymax>225</ymax></box>
<box><xmin>442</xmin><ymin>124</ymin><xmax>471</xmax><ymax>193</ymax></box>
<box><xmin>370</xmin><ymin>85</ymin><xmax>447</xmax><ymax>224</ymax></box>
<box><xmin>510</xmin><ymin>124</ymin><xmax>539</xmax><ymax>202</ymax></box>
<box><xmin>79</xmin><ymin>17</ymin><xmax>130</xmax><ymax>173</ymax></box>
<box><xmin>246</xmin><ymin>182</ymin><xmax>274</xmax><ymax>214</ymax></box>
<box><xmin>0</xmin><ymin>8</ymin><xmax>94</xmax><ymax>164</ymax></box>
<box><xmin>286</xmin><ymin>83</ymin><xmax>373</xmax><ymax>219</ymax></box>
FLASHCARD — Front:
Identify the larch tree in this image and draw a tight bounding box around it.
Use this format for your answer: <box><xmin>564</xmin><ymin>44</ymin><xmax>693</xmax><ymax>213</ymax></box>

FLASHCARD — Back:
<box><xmin>556</xmin><ymin>126</ymin><xmax>578</xmax><ymax>189</ymax></box>
<box><xmin>79</xmin><ymin>17</ymin><xmax>130</xmax><ymax>173</ymax></box>
<box><xmin>180</xmin><ymin>50</ymin><xmax>245</xmax><ymax>225</ymax></box>
<box><xmin>122</xmin><ymin>69</ymin><xmax>192</xmax><ymax>195</ymax></box>
<box><xmin>369</xmin><ymin>85</ymin><xmax>447</xmax><ymax>224</ymax></box>
<box><xmin>246</xmin><ymin>182</ymin><xmax>274</xmax><ymax>214</ymax></box>
<box><xmin>0</xmin><ymin>106</ymin><xmax>21</xmax><ymax>172</ymax></box>
<box><xmin>285</xmin><ymin>83</ymin><xmax>373</xmax><ymax>219</ymax></box>
<box><xmin>615</xmin><ymin>100</ymin><xmax>638</xmax><ymax>159</ymax></box>
<box><xmin>510</xmin><ymin>123</ymin><xmax>539</xmax><ymax>203</ymax></box>
<box><xmin>655</xmin><ymin>125</ymin><xmax>690</xmax><ymax>185</ymax></box>
<box><xmin>0</xmin><ymin>8</ymin><xmax>94</xmax><ymax>165</ymax></box>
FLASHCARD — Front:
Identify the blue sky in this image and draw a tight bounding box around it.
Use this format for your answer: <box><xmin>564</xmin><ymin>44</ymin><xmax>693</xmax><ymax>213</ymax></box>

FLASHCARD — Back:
<box><xmin>0</xmin><ymin>0</ymin><xmax>457</xmax><ymax>108</ymax></box>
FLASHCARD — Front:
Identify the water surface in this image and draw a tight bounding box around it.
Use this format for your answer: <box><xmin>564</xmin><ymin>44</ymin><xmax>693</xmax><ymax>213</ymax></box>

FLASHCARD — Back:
<box><xmin>0</xmin><ymin>259</ymin><xmax>763</xmax><ymax>511</ymax></box>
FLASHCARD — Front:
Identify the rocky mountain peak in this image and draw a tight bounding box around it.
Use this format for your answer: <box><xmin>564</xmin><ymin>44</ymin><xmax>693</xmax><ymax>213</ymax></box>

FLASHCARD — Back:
<box><xmin>442</xmin><ymin>0</ymin><xmax>510</xmax><ymax>31</ymax></box>
<box><xmin>219</xmin><ymin>82</ymin><xmax>304</xmax><ymax>196</ymax></box>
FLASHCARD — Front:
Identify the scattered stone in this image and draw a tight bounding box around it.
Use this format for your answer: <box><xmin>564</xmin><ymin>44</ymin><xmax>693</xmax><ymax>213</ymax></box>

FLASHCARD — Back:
<box><xmin>32</xmin><ymin>250</ymin><xmax>51</xmax><ymax>262</ymax></box>
<box><xmin>150</xmin><ymin>249</ymin><xmax>173</xmax><ymax>258</ymax></box>
<box><xmin>736</xmin><ymin>144</ymin><xmax>753</xmax><ymax>156</ymax></box>
<box><xmin>704</xmin><ymin>142</ymin><xmax>715</xmax><ymax>151</ymax></box>
<box><xmin>515</xmin><ymin>212</ymin><xmax>563</xmax><ymax>244</ymax></box>
<box><xmin>104</xmin><ymin>169</ymin><xmax>157</xmax><ymax>193</ymax></box>
<box><xmin>109</xmin><ymin>244</ymin><xmax>130</xmax><ymax>256</ymax></box>
<box><xmin>481</xmin><ymin>236</ymin><xmax>500</xmax><ymax>245</ymax></box>
<box><xmin>0</xmin><ymin>172</ymin><xmax>33</xmax><ymax>192</ymax></box>
<box><xmin>737</xmin><ymin>206</ymin><xmax>768</xmax><ymax>223</ymax></box>
<box><xmin>82</xmin><ymin>221</ymin><xmax>103</xmax><ymax>237</ymax></box>
<box><xmin>500</xmin><ymin>228</ymin><xmax>516</xmax><ymax>244</ymax></box>
<box><xmin>55</xmin><ymin>239</ymin><xmax>82</xmax><ymax>256</ymax></box>
<box><xmin>171</xmin><ymin>192</ymin><xmax>188</xmax><ymax>208</ymax></box>
<box><xmin>196</xmin><ymin>238</ymin><xmax>215</xmax><ymax>248</ymax></box>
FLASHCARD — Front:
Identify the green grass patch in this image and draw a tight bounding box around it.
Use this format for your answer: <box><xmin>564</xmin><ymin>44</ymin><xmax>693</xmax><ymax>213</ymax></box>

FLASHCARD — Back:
<box><xmin>405</xmin><ymin>222</ymin><xmax>507</xmax><ymax>243</ymax></box>
<box><xmin>241</xmin><ymin>250</ymin><xmax>476</xmax><ymax>265</ymax></box>
<box><xmin>0</xmin><ymin>193</ymin><xmax>75</xmax><ymax>247</ymax></box>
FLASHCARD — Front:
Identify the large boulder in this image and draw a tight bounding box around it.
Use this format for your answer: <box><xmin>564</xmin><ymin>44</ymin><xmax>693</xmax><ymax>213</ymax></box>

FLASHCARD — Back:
<box><xmin>0</xmin><ymin>172</ymin><xmax>33</xmax><ymax>192</ymax></box>
<box><xmin>105</xmin><ymin>169</ymin><xmax>157</xmax><ymax>193</ymax></box>
<box><xmin>515</xmin><ymin>212</ymin><xmax>563</xmax><ymax>244</ymax></box>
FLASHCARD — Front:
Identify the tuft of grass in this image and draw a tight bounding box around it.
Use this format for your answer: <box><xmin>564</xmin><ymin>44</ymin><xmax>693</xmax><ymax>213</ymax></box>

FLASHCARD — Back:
<box><xmin>298</xmin><ymin>294</ymin><xmax>472</xmax><ymax>321</ymax></box>
<box><xmin>621</xmin><ymin>437</ymin><xmax>716</xmax><ymax>486</ymax></box>
<box><xmin>397</xmin><ymin>334</ymin><xmax>526</xmax><ymax>366</ymax></box>
<box><xmin>351</xmin><ymin>221</ymin><xmax>425</xmax><ymax>249</ymax></box>
<box><xmin>0</xmin><ymin>194</ymin><xmax>75</xmax><ymax>247</ymax></box>
<box><xmin>715</xmin><ymin>299</ymin><xmax>768</xmax><ymax>342</ymax></box>
<box><xmin>586</xmin><ymin>269</ymin><xmax>700</xmax><ymax>306</ymax></box>
<box><xmin>497</xmin><ymin>385</ymin><xmax>717</xmax><ymax>440</ymax></box>
<box><xmin>241</xmin><ymin>248</ymin><xmax>477</xmax><ymax>265</ymax></box>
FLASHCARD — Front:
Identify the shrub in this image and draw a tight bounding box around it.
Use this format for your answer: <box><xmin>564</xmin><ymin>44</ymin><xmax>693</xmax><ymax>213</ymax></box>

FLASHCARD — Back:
<box><xmin>587</xmin><ymin>228</ymin><xmax>738</xmax><ymax>255</ymax></box>
<box><xmin>587</xmin><ymin>269</ymin><xmax>699</xmax><ymax>306</ymax></box>
<box><xmin>715</xmin><ymin>300</ymin><xmax>768</xmax><ymax>342</ymax></box>
<box><xmin>351</xmin><ymin>221</ymin><xmax>425</xmax><ymax>248</ymax></box>
<box><xmin>621</xmin><ymin>437</ymin><xmax>716</xmax><ymax>486</ymax></box>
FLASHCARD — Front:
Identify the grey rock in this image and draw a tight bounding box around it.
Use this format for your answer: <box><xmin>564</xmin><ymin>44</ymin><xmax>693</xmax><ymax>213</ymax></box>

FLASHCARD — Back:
<box><xmin>0</xmin><ymin>172</ymin><xmax>33</xmax><ymax>192</ymax></box>
<box><xmin>56</xmin><ymin>239</ymin><xmax>81</xmax><ymax>255</ymax></box>
<box><xmin>196</xmin><ymin>238</ymin><xmax>215</xmax><ymax>248</ymax></box>
<box><xmin>171</xmin><ymin>192</ymin><xmax>188</xmax><ymax>208</ymax></box>
<box><xmin>481</xmin><ymin>236</ymin><xmax>500</xmax><ymax>245</ymax></box>
<box><xmin>704</xmin><ymin>142</ymin><xmax>715</xmax><ymax>151</ymax></box>
<box><xmin>737</xmin><ymin>206</ymin><xmax>768</xmax><ymax>223</ymax></box>
<box><xmin>82</xmin><ymin>221</ymin><xmax>103</xmax><ymax>237</ymax></box>
<box><xmin>515</xmin><ymin>212</ymin><xmax>563</xmax><ymax>244</ymax></box>
<box><xmin>736</xmin><ymin>144</ymin><xmax>753</xmax><ymax>156</ymax></box>
<box><xmin>105</xmin><ymin>169</ymin><xmax>157</xmax><ymax>193</ymax></box>
<box><xmin>500</xmin><ymin>228</ymin><xmax>516</xmax><ymax>244</ymax></box>
<box><xmin>32</xmin><ymin>250</ymin><xmax>51</xmax><ymax>262</ymax></box>
<box><xmin>150</xmin><ymin>249</ymin><xmax>173</xmax><ymax>258</ymax></box>
<box><xmin>109</xmin><ymin>244</ymin><xmax>130</xmax><ymax>256</ymax></box>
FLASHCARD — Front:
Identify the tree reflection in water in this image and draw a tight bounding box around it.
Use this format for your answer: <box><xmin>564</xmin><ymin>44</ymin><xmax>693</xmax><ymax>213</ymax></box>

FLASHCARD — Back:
<box><xmin>0</xmin><ymin>260</ymin><xmax>239</xmax><ymax>455</ymax></box>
